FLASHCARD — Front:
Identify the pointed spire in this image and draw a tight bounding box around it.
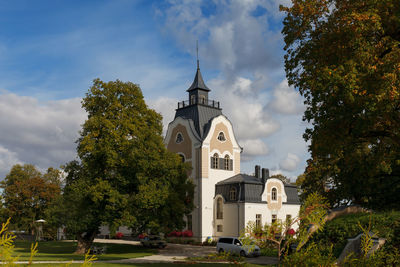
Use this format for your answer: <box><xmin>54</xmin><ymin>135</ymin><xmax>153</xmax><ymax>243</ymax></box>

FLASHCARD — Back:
<box><xmin>187</xmin><ymin>40</ymin><xmax>210</xmax><ymax>92</ymax></box>
<box><xmin>196</xmin><ymin>40</ymin><xmax>199</xmax><ymax>70</ymax></box>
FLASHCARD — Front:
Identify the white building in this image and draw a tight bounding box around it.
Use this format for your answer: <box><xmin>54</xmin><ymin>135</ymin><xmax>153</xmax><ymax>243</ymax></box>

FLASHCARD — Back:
<box><xmin>165</xmin><ymin>63</ymin><xmax>300</xmax><ymax>241</ymax></box>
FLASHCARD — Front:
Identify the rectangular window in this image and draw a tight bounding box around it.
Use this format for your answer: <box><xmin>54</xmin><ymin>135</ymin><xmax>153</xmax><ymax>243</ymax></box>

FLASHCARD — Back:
<box><xmin>256</xmin><ymin>214</ymin><xmax>262</xmax><ymax>228</ymax></box>
<box><xmin>187</xmin><ymin>215</ymin><xmax>192</xmax><ymax>231</ymax></box>
<box><xmin>217</xmin><ymin>225</ymin><xmax>223</xmax><ymax>232</ymax></box>
<box><xmin>272</xmin><ymin>215</ymin><xmax>277</xmax><ymax>223</ymax></box>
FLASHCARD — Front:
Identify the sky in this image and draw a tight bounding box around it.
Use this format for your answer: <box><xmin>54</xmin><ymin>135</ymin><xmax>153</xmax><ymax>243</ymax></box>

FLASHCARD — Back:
<box><xmin>0</xmin><ymin>0</ymin><xmax>309</xmax><ymax>181</ymax></box>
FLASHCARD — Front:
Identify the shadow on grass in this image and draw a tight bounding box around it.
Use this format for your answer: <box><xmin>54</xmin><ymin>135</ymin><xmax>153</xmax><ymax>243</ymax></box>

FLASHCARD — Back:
<box><xmin>13</xmin><ymin>241</ymin><xmax>155</xmax><ymax>261</ymax></box>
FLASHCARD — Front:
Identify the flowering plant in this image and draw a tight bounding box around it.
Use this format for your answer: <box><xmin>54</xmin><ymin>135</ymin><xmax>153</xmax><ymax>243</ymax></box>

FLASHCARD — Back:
<box><xmin>183</xmin><ymin>230</ymin><xmax>193</xmax><ymax>237</ymax></box>
<box><xmin>287</xmin><ymin>229</ymin><xmax>296</xmax><ymax>236</ymax></box>
<box><xmin>115</xmin><ymin>232</ymin><xmax>124</xmax><ymax>239</ymax></box>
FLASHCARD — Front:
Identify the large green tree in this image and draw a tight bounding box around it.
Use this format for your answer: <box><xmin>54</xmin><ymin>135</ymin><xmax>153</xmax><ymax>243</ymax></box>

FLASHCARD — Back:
<box><xmin>281</xmin><ymin>0</ymin><xmax>400</xmax><ymax>208</ymax></box>
<box><xmin>0</xmin><ymin>164</ymin><xmax>61</xmax><ymax>234</ymax></box>
<box><xmin>58</xmin><ymin>79</ymin><xmax>193</xmax><ymax>253</ymax></box>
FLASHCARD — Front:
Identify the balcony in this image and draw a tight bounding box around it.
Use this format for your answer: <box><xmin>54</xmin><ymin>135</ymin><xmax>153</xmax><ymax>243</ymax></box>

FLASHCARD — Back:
<box><xmin>177</xmin><ymin>97</ymin><xmax>221</xmax><ymax>109</ymax></box>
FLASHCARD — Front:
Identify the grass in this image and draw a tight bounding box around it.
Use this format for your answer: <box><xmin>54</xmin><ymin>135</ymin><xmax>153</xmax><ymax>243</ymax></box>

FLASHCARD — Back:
<box><xmin>29</xmin><ymin>264</ymin><xmax>267</xmax><ymax>267</ymax></box>
<box><xmin>13</xmin><ymin>240</ymin><xmax>155</xmax><ymax>261</ymax></box>
<box><xmin>26</xmin><ymin>264</ymin><xmax>231</xmax><ymax>267</ymax></box>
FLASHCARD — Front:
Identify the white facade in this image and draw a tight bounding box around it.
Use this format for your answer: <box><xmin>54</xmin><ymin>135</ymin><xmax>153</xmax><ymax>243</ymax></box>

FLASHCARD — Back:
<box><xmin>165</xmin><ymin>67</ymin><xmax>301</xmax><ymax>241</ymax></box>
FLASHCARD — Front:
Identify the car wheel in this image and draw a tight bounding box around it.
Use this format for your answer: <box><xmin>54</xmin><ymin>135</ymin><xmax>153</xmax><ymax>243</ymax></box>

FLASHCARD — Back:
<box><xmin>240</xmin><ymin>250</ymin><xmax>246</xmax><ymax>257</ymax></box>
<box><xmin>219</xmin><ymin>248</ymin><xmax>224</xmax><ymax>254</ymax></box>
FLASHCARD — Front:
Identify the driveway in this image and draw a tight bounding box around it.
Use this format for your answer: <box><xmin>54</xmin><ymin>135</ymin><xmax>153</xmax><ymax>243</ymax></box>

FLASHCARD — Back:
<box><xmin>158</xmin><ymin>243</ymin><xmax>216</xmax><ymax>257</ymax></box>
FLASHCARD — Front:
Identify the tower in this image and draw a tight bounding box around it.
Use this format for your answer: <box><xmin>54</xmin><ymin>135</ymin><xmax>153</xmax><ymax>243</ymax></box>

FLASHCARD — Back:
<box><xmin>165</xmin><ymin>63</ymin><xmax>242</xmax><ymax>240</ymax></box>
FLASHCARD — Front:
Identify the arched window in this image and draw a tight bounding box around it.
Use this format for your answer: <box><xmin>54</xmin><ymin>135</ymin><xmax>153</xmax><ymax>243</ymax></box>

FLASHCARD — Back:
<box><xmin>217</xmin><ymin>198</ymin><xmax>223</xmax><ymax>219</ymax></box>
<box><xmin>200</xmin><ymin>95</ymin><xmax>205</xmax><ymax>104</ymax></box>
<box><xmin>217</xmin><ymin>132</ymin><xmax>226</xmax><ymax>141</ymax></box>
<box><xmin>229</xmin><ymin>187</ymin><xmax>236</xmax><ymax>201</ymax></box>
<box><xmin>271</xmin><ymin>188</ymin><xmax>277</xmax><ymax>201</ymax></box>
<box><xmin>224</xmin><ymin>155</ymin><xmax>230</xmax><ymax>170</ymax></box>
<box><xmin>212</xmin><ymin>153</ymin><xmax>219</xmax><ymax>169</ymax></box>
<box><xmin>176</xmin><ymin>133</ymin><xmax>183</xmax><ymax>144</ymax></box>
<box><xmin>179</xmin><ymin>154</ymin><xmax>185</xmax><ymax>163</ymax></box>
<box><xmin>191</xmin><ymin>95</ymin><xmax>195</xmax><ymax>105</ymax></box>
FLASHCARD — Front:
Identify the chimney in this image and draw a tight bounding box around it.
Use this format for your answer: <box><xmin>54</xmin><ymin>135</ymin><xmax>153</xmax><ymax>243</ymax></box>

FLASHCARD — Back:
<box><xmin>262</xmin><ymin>168</ymin><xmax>269</xmax><ymax>180</ymax></box>
<box><xmin>255</xmin><ymin>165</ymin><xmax>261</xmax><ymax>178</ymax></box>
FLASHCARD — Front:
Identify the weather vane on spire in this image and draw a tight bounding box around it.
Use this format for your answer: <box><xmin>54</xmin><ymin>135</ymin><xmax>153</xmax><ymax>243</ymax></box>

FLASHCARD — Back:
<box><xmin>196</xmin><ymin>40</ymin><xmax>199</xmax><ymax>70</ymax></box>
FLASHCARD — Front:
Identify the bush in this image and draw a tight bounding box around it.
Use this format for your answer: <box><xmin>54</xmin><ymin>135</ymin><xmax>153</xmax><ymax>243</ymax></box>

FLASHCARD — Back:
<box><xmin>115</xmin><ymin>232</ymin><xmax>124</xmax><ymax>239</ymax></box>
<box><xmin>311</xmin><ymin>211</ymin><xmax>400</xmax><ymax>258</ymax></box>
<box><xmin>183</xmin><ymin>230</ymin><xmax>193</xmax><ymax>237</ymax></box>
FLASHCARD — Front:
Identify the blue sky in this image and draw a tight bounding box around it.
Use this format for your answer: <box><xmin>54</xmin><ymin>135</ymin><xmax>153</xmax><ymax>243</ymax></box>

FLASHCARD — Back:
<box><xmin>0</xmin><ymin>0</ymin><xmax>309</xmax><ymax>180</ymax></box>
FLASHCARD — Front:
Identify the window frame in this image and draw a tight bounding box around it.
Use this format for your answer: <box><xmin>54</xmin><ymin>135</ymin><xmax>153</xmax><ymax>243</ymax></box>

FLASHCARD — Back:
<box><xmin>224</xmin><ymin>155</ymin><xmax>230</xmax><ymax>170</ymax></box>
<box><xmin>271</xmin><ymin>187</ymin><xmax>277</xmax><ymax>201</ymax></box>
<box><xmin>175</xmin><ymin>132</ymin><xmax>184</xmax><ymax>144</ymax></box>
<box><xmin>216</xmin><ymin>197</ymin><xmax>223</xmax><ymax>219</ymax></box>
<box><xmin>229</xmin><ymin>187</ymin><xmax>237</xmax><ymax>201</ymax></box>
<box><xmin>212</xmin><ymin>153</ymin><xmax>219</xmax><ymax>169</ymax></box>
<box><xmin>217</xmin><ymin>131</ymin><xmax>226</xmax><ymax>142</ymax></box>
<box><xmin>256</xmin><ymin>214</ymin><xmax>262</xmax><ymax>228</ymax></box>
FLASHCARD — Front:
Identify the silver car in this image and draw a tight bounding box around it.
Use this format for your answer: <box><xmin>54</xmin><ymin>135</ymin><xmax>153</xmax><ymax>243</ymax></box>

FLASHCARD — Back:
<box><xmin>216</xmin><ymin>237</ymin><xmax>260</xmax><ymax>257</ymax></box>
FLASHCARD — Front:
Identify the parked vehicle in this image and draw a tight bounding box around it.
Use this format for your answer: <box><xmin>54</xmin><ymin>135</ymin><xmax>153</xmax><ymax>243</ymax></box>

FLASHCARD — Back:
<box><xmin>216</xmin><ymin>237</ymin><xmax>260</xmax><ymax>257</ymax></box>
<box><xmin>140</xmin><ymin>235</ymin><xmax>167</xmax><ymax>248</ymax></box>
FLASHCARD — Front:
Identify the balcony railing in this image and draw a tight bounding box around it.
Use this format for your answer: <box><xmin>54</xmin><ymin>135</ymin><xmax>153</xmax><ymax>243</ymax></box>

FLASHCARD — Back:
<box><xmin>177</xmin><ymin>97</ymin><xmax>221</xmax><ymax>109</ymax></box>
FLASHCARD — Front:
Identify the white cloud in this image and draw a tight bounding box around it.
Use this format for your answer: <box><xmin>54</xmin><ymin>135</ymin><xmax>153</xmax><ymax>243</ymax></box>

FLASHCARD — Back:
<box><xmin>147</xmin><ymin>96</ymin><xmax>177</xmax><ymax>134</ymax></box>
<box><xmin>268</xmin><ymin>79</ymin><xmax>305</xmax><ymax>115</ymax></box>
<box><xmin>279</xmin><ymin>153</ymin><xmax>301</xmax><ymax>172</ymax></box>
<box><xmin>210</xmin><ymin>77</ymin><xmax>280</xmax><ymax>140</ymax></box>
<box><xmin>160</xmin><ymin>0</ymin><xmax>284</xmax><ymax>76</ymax></box>
<box><xmin>0</xmin><ymin>145</ymin><xmax>22</xmax><ymax>177</ymax></box>
<box><xmin>240</xmin><ymin>138</ymin><xmax>269</xmax><ymax>161</ymax></box>
<box><xmin>0</xmin><ymin>92</ymin><xmax>86</xmax><ymax>178</ymax></box>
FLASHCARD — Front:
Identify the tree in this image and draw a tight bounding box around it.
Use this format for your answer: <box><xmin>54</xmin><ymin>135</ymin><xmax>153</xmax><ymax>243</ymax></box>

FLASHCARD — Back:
<box><xmin>270</xmin><ymin>174</ymin><xmax>291</xmax><ymax>184</ymax></box>
<box><xmin>281</xmin><ymin>0</ymin><xmax>400</xmax><ymax>209</ymax></box>
<box><xmin>0</xmin><ymin>164</ymin><xmax>61</xmax><ymax>234</ymax></box>
<box><xmin>58</xmin><ymin>79</ymin><xmax>193</xmax><ymax>253</ymax></box>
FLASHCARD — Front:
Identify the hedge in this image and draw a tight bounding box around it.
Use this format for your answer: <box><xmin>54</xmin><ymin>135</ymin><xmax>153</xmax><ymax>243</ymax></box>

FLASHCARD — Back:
<box><xmin>310</xmin><ymin>211</ymin><xmax>400</xmax><ymax>257</ymax></box>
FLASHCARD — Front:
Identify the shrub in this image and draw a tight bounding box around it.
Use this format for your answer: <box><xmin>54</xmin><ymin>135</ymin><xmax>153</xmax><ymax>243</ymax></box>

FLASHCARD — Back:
<box><xmin>183</xmin><ymin>230</ymin><xmax>193</xmax><ymax>237</ymax></box>
<box><xmin>115</xmin><ymin>232</ymin><xmax>124</xmax><ymax>239</ymax></box>
<box><xmin>311</xmin><ymin>211</ymin><xmax>400</xmax><ymax>258</ymax></box>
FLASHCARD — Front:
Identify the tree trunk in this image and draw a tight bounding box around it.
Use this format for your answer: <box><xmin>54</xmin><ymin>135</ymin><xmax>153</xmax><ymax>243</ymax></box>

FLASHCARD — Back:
<box><xmin>75</xmin><ymin>231</ymin><xmax>96</xmax><ymax>254</ymax></box>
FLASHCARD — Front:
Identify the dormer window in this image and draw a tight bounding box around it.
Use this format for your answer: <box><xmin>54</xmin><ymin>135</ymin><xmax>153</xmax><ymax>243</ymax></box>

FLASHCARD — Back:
<box><xmin>229</xmin><ymin>187</ymin><xmax>237</xmax><ymax>201</ymax></box>
<box><xmin>176</xmin><ymin>133</ymin><xmax>183</xmax><ymax>144</ymax></box>
<box><xmin>271</xmin><ymin>188</ymin><xmax>277</xmax><ymax>201</ymax></box>
<box><xmin>217</xmin><ymin>132</ymin><xmax>226</xmax><ymax>141</ymax></box>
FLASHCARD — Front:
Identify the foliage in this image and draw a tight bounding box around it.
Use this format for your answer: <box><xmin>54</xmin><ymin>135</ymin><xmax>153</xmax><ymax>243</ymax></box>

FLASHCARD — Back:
<box><xmin>311</xmin><ymin>211</ymin><xmax>400</xmax><ymax>259</ymax></box>
<box><xmin>281</xmin><ymin>0</ymin><xmax>400</xmax><ymax>209</ymax></box>
<box><xmin>240</xmin><ymin>193</ymin><xmax>329</xmax><ymax>261</ymax></box>
<box><xmin>53</xmin><ymin>79</ymin><xmax>193</xmax><ymax>253</ymax></box>
<box><xmin>282</xmin><ymin>242</ymin><xmax>336</xmax><ymax>266</ymax></box>
<box><xmin>269</xmin><ymin>174</ymin><xmax>290</xmax><ymax>184</ymax></box>
<box><xmin>0</xmin><ymin>218</ymin><xmax>18</xmax><ymax>266</ymax></box>
<box><xmin>0</xmin><ymin>164</ymin><xmax>61</xmax><ymax>235</ymax></box>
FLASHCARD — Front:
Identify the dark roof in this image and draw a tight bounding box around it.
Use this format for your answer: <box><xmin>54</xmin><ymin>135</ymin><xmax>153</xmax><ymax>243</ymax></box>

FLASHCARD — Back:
<box><xmin>175</xmin><ymin>104</ymin><xmax>222</xmax><ymax>139</ymax></box>
<box><xmin>216</xmin><ymin>174</ymin><xmax>263</xmax><ymax>185</ymax></box>
<box><xmin>216</xmin><ymin>174</ymin><xmax>301</xmax><ymax>205</ymax></box>
<box><xmin>187</xmin><ymin>67</ymin><xmax>210</xmax><ymax>92</ymax></box>
<box><xmin>283</xmin><ymin>184</ymin><xmax>300</xmax><ymax>204</ymax></box>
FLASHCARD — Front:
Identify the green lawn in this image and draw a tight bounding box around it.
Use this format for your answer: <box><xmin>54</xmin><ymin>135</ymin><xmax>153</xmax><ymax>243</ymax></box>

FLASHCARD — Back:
<box><xmin>29</xmin><ymin>264</ymin><xmax>266</xmax><ymax>267</ymax></box>
<box><xmin>13</xmin><ymin>241</ymin><xmax>155</xmax><ymax>261</ymax></box>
